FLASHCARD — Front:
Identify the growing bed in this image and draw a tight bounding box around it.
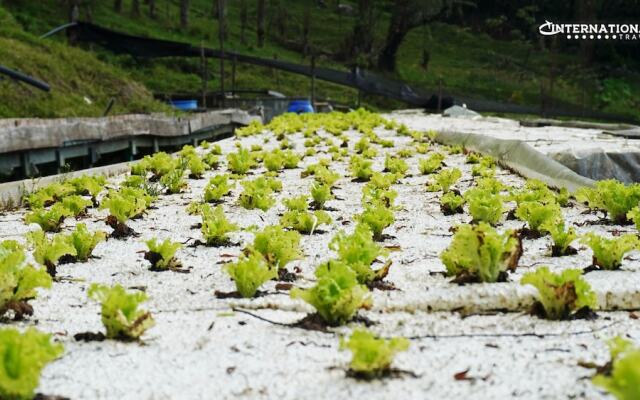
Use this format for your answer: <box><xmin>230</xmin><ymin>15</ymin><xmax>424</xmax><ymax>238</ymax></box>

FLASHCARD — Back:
<box><xmin>1</xmin><ymin>110</ymin><xmax>639</xmax><ymax>400</ymax></box>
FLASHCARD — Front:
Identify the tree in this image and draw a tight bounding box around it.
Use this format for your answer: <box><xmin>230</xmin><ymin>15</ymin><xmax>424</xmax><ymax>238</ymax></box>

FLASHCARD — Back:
<box><xmin>240</xmin><ymin>0</ymin><xmax>248</xmax><ymax>44</ymax></box>
<box><xmin>257</xmin><ymin>0</ymin><xmax>266</xmax><ymax>47</ymax></box>
<box><xmin>148</xmin><ymin>0</ymin><xmax>157</xmax><ymax>19</ymax></box>
<box><xmin>377</xmin><ymin>0</ymin><xmax>455</xmax><ymax>72</ymax></box>
<box><xmin>114</xmin><ymin>0</ymin><xmax>122</xmax><ymax>12</ymax></box>
<box><xmin>131</xmin><ymin>0</ymin><xmax>140</xmax><ymax>16</ymax></box>
<box><xmin>180</xmin><ymin>0</ymin><xmax>190</xmax><ymax>30</ymax></box>
<box><xmin>348</xmin><ymin>0</ymin><xmax>375</xmax><ymax>63</ymax></box>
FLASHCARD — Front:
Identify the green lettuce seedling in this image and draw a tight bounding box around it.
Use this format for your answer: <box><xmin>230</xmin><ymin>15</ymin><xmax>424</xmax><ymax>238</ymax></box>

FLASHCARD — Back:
<box><xmin>249</xmin><ymin>225</ymin><xmax>302</xmax><ymax>270</ymax></box>
<box><xmin>60</xmin><ymin>195</ymin><xmax>93</xmax><ymax>217</ymax></box>
<box><xmin>100</xmin><ymin>188</ymin><xmax>150</xmax><ymax>237</ymax></box>
<box><xmin>508</xmin><ymin>179</ymin><xmax>557</xmax><ymax>207</ymax></box>
<box><xmin>24</xmin><ymin>182</ymin><xmax>75</xmax><ymax>209</ymax></box>
<box><xmin>329</xmin><ymin>224</ymin><xmax>389</xmax><ymax>284</ymax></box>
<box><xmin>27</xmin><ymin>230</ymin><xmax>77</xmax><ymax>276</ymax></box>
<box><xmin>203</xmin><ymin>152</ymin><xmax>220</xmax><ymax>169</ymax></box>
<box><xmin>340</xmin><ymin>329</ymin><xmax>409</xmax><ymax>378</ymax></box>
<box><xmin>201</xmin><ymin>205</ymin><xmax>239</xmax><ymax>246</ymax></box>
<box><xmin>88</xmin><ymin>284</ymin><xmax>155</xmax><ymax>340</ymax></box>
<box><xmin>281</xmin><ymin>210</ymin><xmax>332</xmax><ymax>234</ymax></box>
<box><xmin>145</xmin><ymin>238</ymin><xmax>182</xmax><ymax>270</ymax></box>
<box><xmin>383</xmin><ymin>155</ymin><xmax>408</xmax><ymax>177</ymax></box>
<box><xmin>264</xmin><ymin>150</ymin><xmax>285</xmax><ymax>172</ymax></box>
<box><xmin>426</xmin><ymin>168</ymin><xmax>462</xmax><ymax>193</ymax></box>
<box><xmin>160</xmin><ymin>167</ymin><xmax>187</xmax><ymax>194</ymax></box>
<box><xmin>239</xmin><ymin>177</ymin><xmax>276</xmax><ymax>211</ymax></box>
<box><xmin>541</xmin><ymin>221</ymin><xmax>577</xmax><ymax>257</ymax></box>
<box><xmin>440</xmin><ymin>223</ymin><xmax>521</xmax><ymax>283</ymax></box>
<box><xmin>24</xmin><ymin>203</ymin><xmax>73</xmax><ymax>232</ymax></box>
<box><xmin>440</xmin><ymin>191</ymin><xmax>465</xmax><ymax>215</ymax></box>
<box><xmin>628</xmin><ymin>206</ymin><xmax>640</xmax><ymax>231</ymax></box>
<box><xmin>67</xmin><ymin>224</ymin><xmax>106</xmax><ymax>262</ymax></box>
<box><xmin>418</xmin><ymin>153</ymin><xmax>445</xmax><ymax>175</ymax></box>
<box><xmin>291</xmin><ymin>261</ymin><xmax>372</xmax><ymax>325</ymax></box>
<box><xmin>464</xmin><ymin>188</ymin><xmax>503</xmax><ymax>225</ymax></box>
<box><xmin>227</xmin><ymin>146</ymin><xmax>255</xmax><ymax>174</ymax></box>
<box><xmin>225</xmin><ymin>252</ymin><xmax>277</xmax><ymax>298</ymax></box>
<box><xmin>310</xmin><ymin>183</ymin><xmax>334</xmax><ymax>209</ymax></box>
<box><xmin>186</xmin><ymin>154</ymin><xmax>208</xmax><ymax>178</ymax></box>
<box><xmin>514</xmin><ymin>201</ymin><xmax>562</xmax><ymax>236</ymax></box>
<box><xmin>282</xmin><ymin>150</ymin><xmax>300</xmax><ymax>169</ymax></box>
<box><xmin>593</xmin><ymin>337</ymin><xmax>640</xmax><ymax>400</ymax></box>
<box><xmin>521</xmin><ymin>267</ymin><xmax>597</xmax><ymax>320</ymax></box>
<box><xmin>69</xmin><ymin>175</ymin><xmax>106</xmax><ymax>200</ymax></box>
<box><xmin>576</xmin><ymin>180</ymin><xmax>640</xmax><ymax>224</ymax></box>
<box><xmin>0</xmin><ymin>328</ymin><xmax>63</xmax><ymax>400</ymax></box>
<box><xmin>0</xmin><ymin>241</ymin><xmax>52</xmax><ymax>320</ymax></box>
<box><xmin>204</xmin><ymin>174</ymin><xmax>234</xmax><ymax>203</ymax></box>
<box><xmin>357</xmin><ymin>204</ymin><xmax>395</xmax><ymax>241</ymax></box>
<box><xmin>350</xmin><ymin>155</ymin><xmax>374</xmax><ymax>181</ymax></box>
<box><xmin>581</xmin><ymin>233</ymin><xmax>639</xmax><ymax>270</ymax></box>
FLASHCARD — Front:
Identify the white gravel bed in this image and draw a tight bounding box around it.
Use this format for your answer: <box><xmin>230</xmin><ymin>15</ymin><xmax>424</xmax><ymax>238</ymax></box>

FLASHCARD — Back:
<box><xmin>1</xmin><ymin>114</ymin><xmax>638</xmax><ymax>399</ymax></box>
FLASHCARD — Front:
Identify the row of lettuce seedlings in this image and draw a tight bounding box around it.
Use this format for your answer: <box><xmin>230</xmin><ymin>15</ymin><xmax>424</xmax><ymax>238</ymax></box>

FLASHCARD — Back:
<box><xmin>1</xmin><ymin>110</ymin><xmax>638</xmax><ymax>398</ymax></box>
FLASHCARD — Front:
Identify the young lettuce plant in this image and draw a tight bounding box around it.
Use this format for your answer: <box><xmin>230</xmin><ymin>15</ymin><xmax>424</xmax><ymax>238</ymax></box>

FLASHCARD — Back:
<box><xmin>67</xmin><ymin>223</ymin><xmax>106</xmax><ymax>262</ymax></box>
<box><xmin>204</xmin><ymin>174</ymin><xmax>234</xmax><ymax>203</ymax></box>
<box><xmin>27</xmin><ymin>230</ymin><xmax>77</xmax><ymax>276</ymax></box>
<box><xmin>249</xmin><ymin>225</ymin><xmax>302</xmax><ymax>271</ymax></box>
<box><xmin>60</xmin><ymin>195</ymin><xmax>93</xmax><ymax>217</ymax></box>
<box><xmin>514</xmin><ymin>201</ymin><xmax>562</xmax><ymax>237</ymax></box>
<box><xmin>350</xmin><ymin>155</ymin><xmax>374</xmax><ymax>182</ymax></box>
<box><xmin>264</xmin><ymin>150</ymin><xmax>285</xmax><ymax>172</ymax></box>
<box><xmin>280</xmin><ymin>206</ymin><xmax>332</xmax><ymax>234</ymax></box>
<box><xmin>186</xmin><ymin>154</ymin><xmax>208</xmax><ymax>179</ymax></box>
<box><xmin>426</xmin><ymin>168</ymin><xmax>462</xmax><ymax>193</ymax></box>
<box><xmin>24</xmin><ymin>182</ymin><xmax>75</xmax><ymax>209</ymax></box>
<box><xmin>581</xmin><ymin>233</ymin><xmax>639</xmax><ymax>270</ymax></box>
<box><xmin>310</xmin><ymin>183</ymin><xmax>334</xmax><ymax>209</ymax></box>
<box><xmin>0</xmin><ymin>240</ymin><xmax>52</xmax><ymax>320</ymax></box>
<box><xmin>225</xmin><ymin>252</ymin><xmax>277</xmax><ymax>298</ymax></box>
<box><xmin>440</xmin><ymin>191</ymin><xmax>465</xmax><ymax>215</ymax></box>
<box><xmin>593</xmin><ymin>337</ymin><xmax>640</xmax><ymax>400</ymax></box>
<box><xmin>383</xmin><ymin>155</ymin><xmax>408</xmax><ymax>177</ymax></box>
<box><xmin>201</xmin><ymin>205</ymin><xmax>239</xmax><ymax>246</ymax></box>
<box><xmin>0</xmin><ymin>328</ymin><xmax>64</xmax><ymax>400</ymax></box>
<box><xmin>100</xmin><ymin>187</ymin><xmax>152</xmax><ymax>237</ymax></box>
<box><xmin>576</xmin><ymin>180</ymin><xmax>640</xmax><ymax>224</ymax></box>
<box><xmin>24</xmin><ymin>203</ymin><xmax>73</xmax><ymax>232</ymax></box>
<box><xmin>521</xmin><ymin>267</ymin><xmax>597</xmax><ymax>319</ymax></box>
<box><xmin>227</xmin><ymin>146</ymin><xmax>255</xmax><ymax>174</ymax></box>
<box><xmin>329</xmin><ymin>224</ymin><xmax>390</xmax><ymax>284</ymax></box>
<box><xmin>440</xmin><ymin>223</ymin><xmax>522</xmax><ymax>283</ymax></box>
<box><xmin>357</xmin><ymin>203</ymin><xmax>395</xmax><ymax>241</ymax></box>
<box><xmin>541</xmin><ymin>220</ymin><xmax>578</xmax><ymax>256</ymax></box>
<box><xmin>144</xmin><ymin>238</ymin><xmax>183</xmax><ymax>271</ymax></box>
<box><xmin>340</xmin><ymin>329</ymin><xmax>409</xmax><ymax>379</ymax></box>
<box><xmin>418</xmin><ymin>153</ymin><xmax>445</xmax><ymax>175</ymax></box>
<box><xmin>88</xmin><ymin>284</ymin><xmax>155</xmax><ymax>341</ymax></box>
<box><xmin>160</xmin><ymin>167</ymin><xmax>187</xmax><ymax>194</ymax></box>
<box><xmin>291</xmin><ymin>261</ymin><xmax>372</xmax><ymax>326</ymax></box>
<box><xmin>464</xmin><ymin>188</ymin><xmax>504</xmax><ymax>225</ymax></box>
<box><xmin>239</xmin><ymin>177</ymin><xmax>277</xmax><ymax>211</ymax></box>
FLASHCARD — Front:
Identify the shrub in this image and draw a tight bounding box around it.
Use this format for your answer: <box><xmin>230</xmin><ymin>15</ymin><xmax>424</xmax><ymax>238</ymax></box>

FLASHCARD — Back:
<box><xmin>88</xmin><ymin>284</ymin><xmax>155</xmax><ymax>340</ymax></box>
<box><xmin>329</xmin><ymin>224</ymin><xmax>388</xmax><ymax>284</ymax></box>
<box><xmin>350</xmin><ymin>155</ymin><xmax>374</xmax><ymax>181</ymax></box>
<box><xmin>440</xmin><ymin>223</ymin><xmax>521</xmax><ymax>283</ymax></box>
<box><xmin>145</xmin><ymin>238</ymin><xmax>182</xmax><ymax>270</ymax></box>
<box><xmin>440</xmin><ymin>191</ymin><xmax>465</xmax><ymax>215</ymax></box>
<box><xmin>249</xmin><ymin>225</ymin><xmax>302</xmax><ymax>269</ymax></box>
<box><xmin>514</xmin><ymin>201</ymin><xmax>562</xmax><ymax>235</ymax></box>
<box><xmin>201</xmin><ymin>205</ymin><xmax>239</xmax><ymax>246</ymax></box>
<box><xmin>67</xmin><ymin>224</ymin><xmax>106</xmax><ymax>262</ymax></box>
<box><xmin>426</xmin><ymin>168</ymin><xmax>462</xmax><ymax>193</ymax></box>
<box><xmin>581</xmin><ymin>233</ymin><xmax>639</xmax><ymax>270</ymax></box>
<box><xmin>204</xmin><ymin>174</ymin><xmax>233</xmax><ymax>203</ymax></box>
<box><xmin>357</xmin><ymin>202</ymin><xmax>395</xmax><ymax>240</ymax></box>
<box><xmin>27</xmin><ymin>230</ymin><xmax>77</xmax><ymax>275</ymax></box>
<box><xmin>464</xmin><ymin>188</ymin><xmax>504</xmax><ymax>225</ymax></box>
<box><xmin>291</xmin><ymin>261</ymin><xmax>372</xmax><ymax>325</ymax></box>
<box><xmin>340</xmin><ymin>329</ymin><xmax>409</xmax><ymax>378</ymax></box>
<box><xmin>418</xmin><ymin>153</ymin><xmax>445</xmax><ymax>175</ymax></box>
<box><xmin>225</xmin><ymin>252</ymin><xmax>277</xmax><ymax>298</ymax></box>
<box><xmin>0</xmin><ymin>241</ymin><xmax>52</xmax><ymax>320</ymax></box>
<box><xmin>239</xmin><ymin>177</ymin><xmax>277</xmax><ymax>211</ymax></box>
<box><xmin>227</xmin><ymin>146</ymin><xmax>255</xmax><ymax>174</ymax></box>
<box><xmin>521</xmin><ymin>267</ymin><xmax>597</xmax><ymax>319</ymax></box>
<box><xmin>0</xmin><ymin>328</ymin><xmax>63</xmax><ymax>400</ymax></box>
<box><xmin>24</xmin><ymin>203</ymin><xmax>72</xmax><ymax>232</ymax></box>
<box><xmin>593</xmin><ymin>337</ymin><xmax>640</xmax><ymax>400</ymax></box>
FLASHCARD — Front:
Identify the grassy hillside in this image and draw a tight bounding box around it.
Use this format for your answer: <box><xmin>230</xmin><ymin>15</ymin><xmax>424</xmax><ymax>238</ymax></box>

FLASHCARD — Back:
<box><xmin>1</xmin><ymin>0</ymin><xmax>639</xmax><ymax>120</ymax></box>
<box><xmin>0</xmin><ymin>6</ymin><xmax>168</xmax><ymax>118</ymax></box>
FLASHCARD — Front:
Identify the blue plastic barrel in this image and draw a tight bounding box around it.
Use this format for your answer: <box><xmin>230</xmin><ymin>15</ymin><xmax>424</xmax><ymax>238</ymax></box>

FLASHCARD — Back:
<box><xmin>287</xmin><ymin>99</ymin><xmax>314</xmax><ymax>114</ymax></box>
<box><xmin>168</xmin><ymin>99</ymin><xmax>198</xmax><ymax>111</ymax></box>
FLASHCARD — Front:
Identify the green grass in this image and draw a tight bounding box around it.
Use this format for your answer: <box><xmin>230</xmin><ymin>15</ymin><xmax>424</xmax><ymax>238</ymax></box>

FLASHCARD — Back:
<box><xmin>1</xmin><ymin>1</ymin><xmax>639</xmax><ymax>120</ymax></box>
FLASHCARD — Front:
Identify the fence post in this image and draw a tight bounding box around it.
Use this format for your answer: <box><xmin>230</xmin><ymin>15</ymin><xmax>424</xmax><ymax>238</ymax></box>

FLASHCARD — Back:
<box><xmin>218</xmin><ymin>0</ymin><xmax>225</xmax><ymax>108</ymax></box>
<box><xmin>232</xmin><ymin>54</ymin><xmax>237</xmax><ymax>97</ymax></box>
<box><xmin>310</xmin><ymin>54</ymin><xmax>316</xmax><ymax>109</ymax></box>
<box><xmin>201</xmin><ymin>42</ymin><xmax>207</xmax><ymax>109</ymax></box>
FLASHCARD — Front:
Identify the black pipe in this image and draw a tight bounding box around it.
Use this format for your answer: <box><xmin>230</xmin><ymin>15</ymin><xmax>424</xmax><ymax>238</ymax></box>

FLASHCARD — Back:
<box><xmin>0</xmin><ymin>65</ymin><xmax>50</xmax><ymax>92</ymax></box>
